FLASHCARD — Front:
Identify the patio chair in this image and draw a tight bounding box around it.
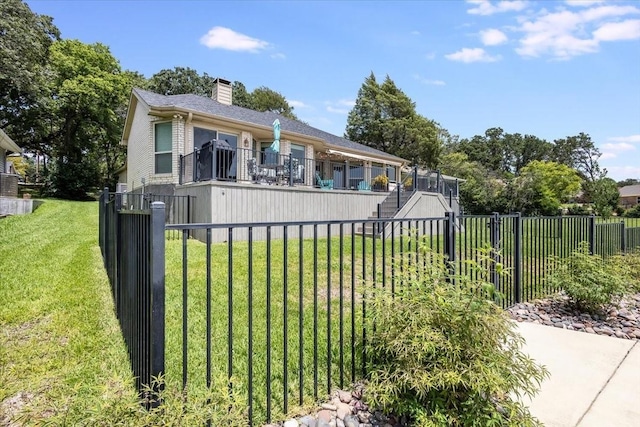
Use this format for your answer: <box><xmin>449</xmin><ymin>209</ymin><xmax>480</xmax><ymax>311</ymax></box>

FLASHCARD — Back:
<box><xmin>283</xmin><ymin>158</ymin><xmax>305</xmax><ymax>184</ymax></box>
<box><xmin>357</xmin><ymin>180</ymin><xmax>371</xmax><ymax>191</ymax></box>
<box><xmin>315</xmin><ymin>172</ymin><xmax>333</xmax><ymax>190</ymax></box>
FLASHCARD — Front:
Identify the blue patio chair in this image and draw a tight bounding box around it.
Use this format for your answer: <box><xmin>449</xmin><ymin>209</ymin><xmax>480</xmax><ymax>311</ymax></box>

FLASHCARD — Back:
<box><xmin>315</xmin><ymin>172</ymin><xmax>333</xmax><ymax>190</ymax></box>
<box><xmin>357</xmin><ymin>180</ymin><xmax>371</xmax><ymax>191</ymax></box>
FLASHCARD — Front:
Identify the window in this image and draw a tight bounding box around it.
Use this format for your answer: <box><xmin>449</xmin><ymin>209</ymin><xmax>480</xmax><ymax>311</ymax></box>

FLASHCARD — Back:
<box><xmin>386</xmin><ymin>166</ymin><xmax>397</xmax><ymax>182</ymax></box>
<box><xmin>260</xmin><ymin>142</ymin><xmax>278</xmax><ymax>164</ymax></box>
<box><xmin>155</xmin><ymin>122</ymin><xmax>172</xmax><ymax>174</ymax></box>
<box><xmin>194</xmin><ymin>127</ymin><xmax>217</xmax><ymax>150</ymax></box>
<box><xmin>290</xmin><ymin>143</ymin><xmax>306</xmax><ymax>161</ymax></box>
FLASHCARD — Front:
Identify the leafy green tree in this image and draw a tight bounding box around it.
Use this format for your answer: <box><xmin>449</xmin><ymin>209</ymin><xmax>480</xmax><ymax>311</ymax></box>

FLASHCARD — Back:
<box><xmin>552</xmin><ymin>133</ymin><xmax>602</xmax><ymax>182</ymax></box>
<box><xmin>439</xmin><ymin>152</ymin><xmax>508</xmax><ymax>214</ymax></box>
<box><xmin>509</xmin><ymin>161</ymin><xmax>581</xmax><ymax>216</ymax></box>
<box><xmin>0</xmin><ymin>0</ymin><xmax>60</xmax><ymax>152</ymax></box>
<box><xmin>231</xmin><ymin>81</ymin><xmax>252</xmax><ymax>108</ymax></box>
<box><xmin>40</xmin><ymin>40</ymin><xmax>133</xmax><ymax>198</ymax></box>
<box><xmin>617</xmin><ymin>178</ymin><xmax>640</xmax><ymax>187</ymax></box>
<box><xmin>458</xmin><ymin>128</ymin><xmax>552</xmax><ymax>176</ymax></box>
<box><xmin>345</xmin><ymin>73</ymin><xmax>441</xmax><ymax>167</ymax></box>
<box><xmin>586</xmin><ymin>177</ymin><xmax>619</xmax><ymax>218</ymax></box>
<box><xmin>147</xmin><ymin>66</ymin><xmax>213</xmax><ymax>96</ymax></box>
<box><xmin>250</xmin><ymin>86</ymin><xmax>297</xmax><ymax>119</ymax></box>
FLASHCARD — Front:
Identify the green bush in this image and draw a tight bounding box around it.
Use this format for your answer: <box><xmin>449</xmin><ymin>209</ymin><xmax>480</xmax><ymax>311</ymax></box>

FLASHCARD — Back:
<box><xmin>547</xmin><ymin>242</ymin><xmax>628</xmax><ymax>312</ymax></box>
<box><xmin>623</xmin><ymin>204</ymin><xmax>640</xmax><ymax>218</ymax></box>
<box><xmin>364</xmin><ymin>247</ymin><xmax>548</xmax><ymax>426</ymax></box>
<box><xmin>610</xmin><ymin>249</ymin><xmax>640</xmax><ymax>294</ymax></box>
<box><xmin>566</xmin><ymin>204</ymin><xmax>590</xmax><ymax>216</ymax></box>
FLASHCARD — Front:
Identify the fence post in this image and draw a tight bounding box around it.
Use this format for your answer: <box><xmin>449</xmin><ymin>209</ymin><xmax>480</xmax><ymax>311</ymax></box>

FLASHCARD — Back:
<box><xmin>179</xmin><ymin>154</ymin><xmax>183</xmax><ymax>185</ymax></box>
<box><xmin>445</xmin><ymin>210</ymin><xmax>456</xmax><ymax>265</ymax></box>
<box><xmin>489</xmin><ymin>212</ymin><xmax>500</xmax><ymax>290</ymax></box>
<box><xmin>621</xmin><ymin>220</ymin><xmax>626</xmax><ymax>253</ymax></box>
<box><xmin>377</xmin><ymin>203</ymin><xmax>382</xmax><ymax>234</ymax></box>
<box><xmin>412</xmin><ymin>166</ymin><xmax>418</xmax><ymax>191</ymax></box>
<box><xmin>211</xmin><ymin>141</ymin><xmax>218</xmax><ymax>181</ymax></box>
<box><xmin>437</xmin><ymin>170</ymin><xmax>442</xmax><ymax>194</ymax></box>
<box><xmin>513</xmin><ymin>212</ymin><xmax>522</xmax><ymax>304</ymax></box>
<box><xmin>588</xmin><ymin>215</ymin><xmax>596</xmax><ymax>255</ymax></box>
<box><xmin>149</xmin><ymin>201</ymin><xmax>166</xmax><ymax>407</ymax></box>
<box><xmin>289</xmin><ymin>153</ymin><xmax>294</xmax><ymax>187</ymax></box>
<box><xmin>192</xmin><ymin>149</ymin><xmax>197</xmax><ymax>183</ymax></box>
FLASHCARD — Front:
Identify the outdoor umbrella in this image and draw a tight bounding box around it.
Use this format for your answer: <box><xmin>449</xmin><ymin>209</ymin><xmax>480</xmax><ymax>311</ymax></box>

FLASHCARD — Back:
<box><xmin>270</xmin><ymin>119</ymin><xmax>280</xmax><ymax>153</ymax></box>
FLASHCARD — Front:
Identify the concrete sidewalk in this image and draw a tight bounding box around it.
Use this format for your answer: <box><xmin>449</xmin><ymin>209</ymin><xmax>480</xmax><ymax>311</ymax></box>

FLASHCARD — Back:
<box><xmin>516</xmin><ymin>322</ymin><xmax>640</xmax><ymax>427</ymax></box>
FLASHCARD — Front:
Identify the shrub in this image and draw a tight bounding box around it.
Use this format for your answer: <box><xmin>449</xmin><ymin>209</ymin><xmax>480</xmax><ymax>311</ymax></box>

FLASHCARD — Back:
<box><xmin>610</xmin><ymin>249</ymin><xmax>640</xmax><ymax>294</ymax></box>
<box><xmin>623</xmin><ymin>205</ymin><xmax>640</xmax><ymax>218</ymax></box>
<box><xmin>566</xmin><ymin>204</ymin><xmax>590</xmax><ymax>216</ymax></box>
<box><xmin>364</xmin><ymin>246</ymin><xmax>548</xmax><ymax>426</ymax></box>
<box><xmin>372</xmin><ymin>174</ymin><xmax>389</xmax><ymax>185</ymax></box>
<box><xmin>546</xmin><ymin>242</ymin><xmax>628</xmax><ymax>313</ymax></box>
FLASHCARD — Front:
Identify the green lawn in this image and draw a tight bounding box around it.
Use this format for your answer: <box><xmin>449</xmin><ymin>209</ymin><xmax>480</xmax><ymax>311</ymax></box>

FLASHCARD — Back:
<box><xmin>0</xmin><ymin>200</ymin><xmax>138</xmax><ymax>425</ymax></box>
<box><xmin>2</xmin><ymin>202</ymin><xmax>635</xmax><ymax>425</ymax></box>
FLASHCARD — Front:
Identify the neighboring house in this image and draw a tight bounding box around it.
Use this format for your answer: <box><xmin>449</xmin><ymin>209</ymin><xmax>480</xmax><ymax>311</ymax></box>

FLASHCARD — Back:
<box><xmin>120</xmin><ymin>78</ymin><xmax>457</xmax><ymax>238</ymax></box>
<box><xmin>620</xmin><ymin>184</ymin><xmax>640</xmax><ymax>209</ymax></box>
<box><xmin>0</xmin><ymin>128</ymin><xmax>22</xmax><ymax>198</ymax></box>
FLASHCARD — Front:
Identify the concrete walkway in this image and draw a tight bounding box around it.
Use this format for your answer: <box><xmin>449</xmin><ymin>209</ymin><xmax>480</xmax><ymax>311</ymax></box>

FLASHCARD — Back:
<box><xmin>516</xmin><ymin>322</ymin><xmax>640</xmax><ymax>427</ymax></box>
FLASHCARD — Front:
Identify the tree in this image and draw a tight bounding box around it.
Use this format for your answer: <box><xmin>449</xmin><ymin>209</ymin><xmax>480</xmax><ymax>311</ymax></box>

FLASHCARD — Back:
<box><xmin>41</xmin><ymin>40</ymin><xmax>133</xmax><ymax>199</ymax></box>
<box><xmin>586</xmin><ymin>177</ymin><xmax>619</xmax><ymax>218</ymax></box>
<box><xmin>439</xmin><ymin>152</ymin><xmax>508</xmax><ymax>214</ymax></box>
<box><xmin>457</xmin><ymin>128</ymin><xmax>553</xmax><ymax>176</ymax></box>
<box><xmin>0</xmin><ymin>0</ymin><xmax>60</xmax><ymax>152</ymax></box>
<box><xmin>617</xmin><ymin>178</ymin><xmax>640</xmax><ymax>187</ymax></box>
<box><xmin>231</xmin><ymin>81</ymin><xmax>252</xmax><ymax>109</ymax></box>
<box><xmin>552</xmin><ymin>133</ymin><xmax>602</xmax><ymax>182</ymax></box>
<box><xmin>147</xmin><ymin>66</ymin><xmax>213</xmax><ymax>96</ymax></box>
<box><xmin>250</xmin><ymin>86</ymin><xmax>297</xmax><ymax>119</ymax></box>
<box><xmin>509</xmin><ymin>161</ymin><xmax>581</xmax><ymax>216</ymax></box>
<box><xmin>345</xmin><ymin>73</ymin><xmax>441</xmax><ymax>167</ymax></box>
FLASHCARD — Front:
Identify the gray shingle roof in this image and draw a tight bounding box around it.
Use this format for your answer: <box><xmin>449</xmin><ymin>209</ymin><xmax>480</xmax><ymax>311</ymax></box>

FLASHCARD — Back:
<box><xmin>619</xmin><ymin>184</ymin><xmax>640</xmax><ymax>197</ymax></box>
<box><xmin>134</xmin><ymin>88</ymin><xmax>406</xmax><ymax>163</ymax></box>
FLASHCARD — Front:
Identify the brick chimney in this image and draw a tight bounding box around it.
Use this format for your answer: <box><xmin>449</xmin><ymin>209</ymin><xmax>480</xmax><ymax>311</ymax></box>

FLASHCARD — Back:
<box><xmin>212</xmin><ymin>78</ymin><xmax>232</xmax><ymax>105</ymax></box>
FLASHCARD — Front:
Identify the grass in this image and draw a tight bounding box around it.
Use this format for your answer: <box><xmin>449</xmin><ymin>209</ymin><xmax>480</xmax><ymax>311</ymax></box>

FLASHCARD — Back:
<box><xmin>2</xmin><ymin>201</ymin><xmax>637</xmax><ymax>425</ymax></box>
<box><xmin>0</xmin><ymin>200</ymin><xmax>138</xmax><ymax>425</ymax></box>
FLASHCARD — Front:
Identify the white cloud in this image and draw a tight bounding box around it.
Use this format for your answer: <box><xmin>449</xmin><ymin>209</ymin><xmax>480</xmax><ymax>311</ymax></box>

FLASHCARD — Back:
<box><xmin>413</xmin><ymin>74</ymin><xmax>446</xmax><ymax>85</ymax></box>
<box><xmin>271</xmin><ymin>52</ymin><xmax>286</xmax><ymax>59</ymax></box>
<box><xmin>411</xmin><ymin>30</ymin><xmax>421</xmax><ymax>36</ymax></box>
<box><xmin>425</xmin><ymin>52</ymin><xmax>436</xmax><ymax>60</ymax></box>
<box><xmin>594</xmin><ymin>19</ymin><xmax>640</xmax><ymax>41</ymax></box>
<box><xmin>602</xmin><ymin>142</ymin><xmax>636</xmax><ymax>151</ymax></box>
<box><xmin>445</xmin><ymin>47</ymin><xmax>501</xmax><ymax>63</ymax></box>
<box><xmin>287</xmin><ymin>100</ymin><xmax>309</xmax><ymax>109</ymax></box>
<box><xmin>467</xmin><ymin>0</ymin><xmax>528</xmax><ymax>16</ymax></box>
<box><xmin>600</xmin><ymin>152</ymin><xmax>617</xmax><ymax>159</ymax></box>
<box><xmin>326</xmin><ymin>106</ymin><xmax>349</xmax><ymax>114</ymax></box>
<box><xmin>324</xmin><ymin>99</ymin><xmax>354</xmax><ymax>115</ymax></box>
<box><xmin>565</xmin><ymin>0</ymin><xmax>606</xmax><ymax>7</ymax></box>
<box><xmin>480</xmin><ymin>28</ymin><xmax>509</xmax><ymax>45</ymax></box>
<box><xmin>200</xmin><ymin>27</ymin><xmax>269</xmax><ymax>52</ymax></box>
<box><xmin>515</xmin><ymin>4</ymin><xmax>640</xmax><ymax>59</ymax></box>
<box><xmin>607</xmin><ymin>134</ymin><xmax>640</xmax><ymax>143</ymax></box>
<box><xmin>603</xmin><ymin>165</ymin><xmax>640</xmax><ymax>180</ymax></box>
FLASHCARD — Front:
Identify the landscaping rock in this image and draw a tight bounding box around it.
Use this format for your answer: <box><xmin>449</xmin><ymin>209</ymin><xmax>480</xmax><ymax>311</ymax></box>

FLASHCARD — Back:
<box><xmin>508</xmin><ymin>292</ymin><xmax>640</xmax><ymax>341</ymax></box>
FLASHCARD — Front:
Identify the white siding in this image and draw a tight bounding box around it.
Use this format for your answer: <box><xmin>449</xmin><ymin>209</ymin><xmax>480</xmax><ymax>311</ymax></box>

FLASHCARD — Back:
<box><xmin>126</xmin><ymin>101</ymin><xmax>153</xmax><ymax>190</ymax></box>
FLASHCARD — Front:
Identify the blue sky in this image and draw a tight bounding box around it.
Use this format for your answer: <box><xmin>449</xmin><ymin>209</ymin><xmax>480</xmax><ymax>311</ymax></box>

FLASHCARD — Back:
<box><xmin>27</xmin><ymin>0</ymin><xmax>640</xmax><ymax>180</ymax></box>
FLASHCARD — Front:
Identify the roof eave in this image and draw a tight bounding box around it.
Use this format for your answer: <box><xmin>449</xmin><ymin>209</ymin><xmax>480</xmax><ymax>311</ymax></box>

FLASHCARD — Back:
<box><xmin>0</xmin><ymin>128</ymin><xmax>22</xmax><ymax>153</ymax></box>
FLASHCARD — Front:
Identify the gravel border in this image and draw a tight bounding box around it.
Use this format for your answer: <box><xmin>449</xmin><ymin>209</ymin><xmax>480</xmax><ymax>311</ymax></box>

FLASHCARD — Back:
<box><xmin>507</xmin><ymin>292</ymin><xmax>640</xmax><ymax>340</ymax></box>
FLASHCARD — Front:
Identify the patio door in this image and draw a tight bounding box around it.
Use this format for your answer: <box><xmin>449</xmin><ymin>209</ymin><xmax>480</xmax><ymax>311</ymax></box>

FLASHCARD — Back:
<box><xmin>331</xmin><ymin>162</ymin><xmax>346</xmax><ymax>189</ymax></box>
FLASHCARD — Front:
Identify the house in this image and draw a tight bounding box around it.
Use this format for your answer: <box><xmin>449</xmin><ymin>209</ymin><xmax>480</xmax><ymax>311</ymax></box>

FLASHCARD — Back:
<box><xmin>120</xmin><ymin>79</ymin><xmax>458</xmax><ymax>239</ymax></box>
<box><xmin>620</xmin><ymin>184</ymin><xmax>640</xmax><ymax>209</ymax></box>
<box><xmin>0</xmin><ymin>128</ymin><xmax>22</xmax><ymax>198</ymax></box>
<box><xmin>0</xmin><ymin>129</ymin><xmax>38</xmax><ymax>216</ymax></box>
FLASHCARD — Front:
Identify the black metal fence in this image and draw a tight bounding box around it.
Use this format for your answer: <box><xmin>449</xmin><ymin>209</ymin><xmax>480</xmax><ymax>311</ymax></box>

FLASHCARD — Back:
<box><xmin>98</xmin><ymin>190</ymin><xmax>165</xmax><ymax>405</ymax></box>
<box><xmin>98</xmin><ymin>203</ymin><xmax>640</xmax><ymax>423</ymax></box>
